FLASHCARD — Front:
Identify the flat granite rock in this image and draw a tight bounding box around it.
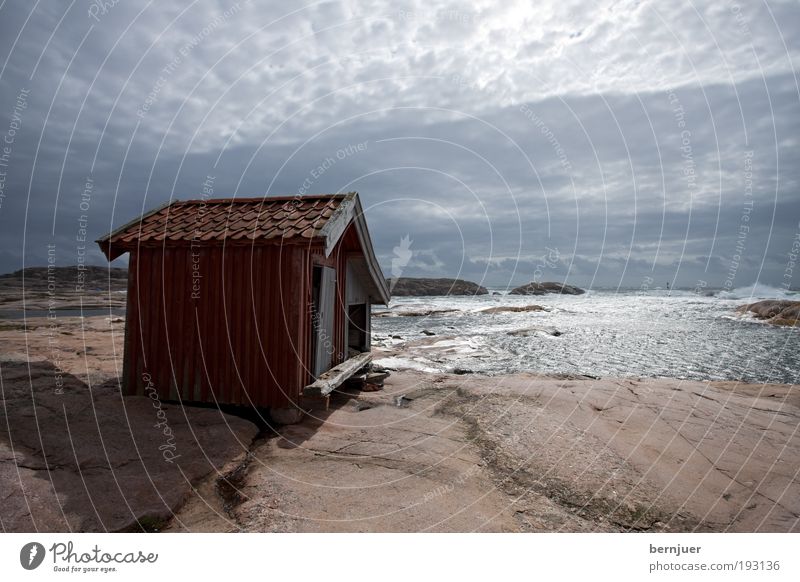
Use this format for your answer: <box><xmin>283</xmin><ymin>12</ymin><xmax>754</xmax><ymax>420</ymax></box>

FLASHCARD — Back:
<box><xmin>737</xmin><ymin>300</ymin><xmax>800</xmax><ymax>326</ymax></box>
<box><xmin>0</xmin><ymin>360</ymin><xmax>258</xmax><ymax>532</ymax></box>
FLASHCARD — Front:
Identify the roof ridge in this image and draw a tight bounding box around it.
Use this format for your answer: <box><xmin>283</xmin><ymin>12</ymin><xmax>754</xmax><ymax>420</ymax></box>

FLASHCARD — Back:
<box><xmin>177</xmin><ymin>193</ymin><xmax>351</xmax><ymax>205</ymax></box>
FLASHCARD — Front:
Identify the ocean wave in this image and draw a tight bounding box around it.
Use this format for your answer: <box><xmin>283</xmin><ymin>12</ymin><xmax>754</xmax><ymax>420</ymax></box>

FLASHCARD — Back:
<box><xmin>717</xmin><ymin>283</ymin><xmax>797</xmax><ymax>301</ymax></box>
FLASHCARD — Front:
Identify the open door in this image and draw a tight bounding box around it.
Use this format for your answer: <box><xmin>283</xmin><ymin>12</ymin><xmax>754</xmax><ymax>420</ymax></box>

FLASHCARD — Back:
<box><xmin>311</xmin><ymin>265</ymin><xmax>337</xmax><ymax>378</ymax></box>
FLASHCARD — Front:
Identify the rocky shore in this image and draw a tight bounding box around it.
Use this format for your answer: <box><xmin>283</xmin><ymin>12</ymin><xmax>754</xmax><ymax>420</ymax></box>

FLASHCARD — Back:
<box><xmin>0</xmin><ymin>316</ymin><xmax>257</xmax><ymax>532</ymax></box>
<box><xmin>737</xmin><ymin>300</ymin><xmax>800</xmax><ymax>326</ymax></box>
<box><xmin>167</xmin><ymin>368</ymin><xmax>800</xmax><ymax>533</ymax></box>
<box><xmin>2</xmin><ymin>313</ymin><xmax>798</xmax><ymax>533</ymax></box>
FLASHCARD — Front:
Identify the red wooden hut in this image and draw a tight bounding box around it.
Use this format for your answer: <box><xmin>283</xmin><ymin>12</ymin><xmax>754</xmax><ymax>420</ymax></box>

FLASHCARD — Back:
<box><xmin>97</xmin><ymin>192</ymin><xmax>389</xmax><ymax>413</ymax></box>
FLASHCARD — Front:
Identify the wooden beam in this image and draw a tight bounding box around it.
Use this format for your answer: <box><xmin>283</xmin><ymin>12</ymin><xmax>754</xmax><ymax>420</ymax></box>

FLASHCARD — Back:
<box><xmin>303</xmin><ymin>352</ymin><xmax>372</xmax><ymax>397</ymax></box>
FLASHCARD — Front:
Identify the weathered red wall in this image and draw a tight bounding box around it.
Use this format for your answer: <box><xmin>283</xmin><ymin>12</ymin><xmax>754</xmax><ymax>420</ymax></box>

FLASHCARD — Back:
<box><xmin>124</xmin><ymin>243</ymin><xmax>310</xmax><ymax>408</ymax></box>
<box><xmin>122</xmin><ymin>222</ymin><xmax>366</xmax><ymax>408</ymax></box>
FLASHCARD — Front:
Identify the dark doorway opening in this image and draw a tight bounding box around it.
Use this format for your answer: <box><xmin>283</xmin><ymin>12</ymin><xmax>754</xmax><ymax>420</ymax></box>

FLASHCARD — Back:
<box><xmin>347</xmin><ymin>303</ymin><xmax>368</xmax><ymax>355</ymax></box>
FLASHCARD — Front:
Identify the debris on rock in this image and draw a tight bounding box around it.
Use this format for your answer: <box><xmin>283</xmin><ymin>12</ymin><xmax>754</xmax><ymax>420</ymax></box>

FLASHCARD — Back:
<box><xmin>395</xmin><ymin>395</ymin><xmax>413</xmax><ymax>408</ymax></box>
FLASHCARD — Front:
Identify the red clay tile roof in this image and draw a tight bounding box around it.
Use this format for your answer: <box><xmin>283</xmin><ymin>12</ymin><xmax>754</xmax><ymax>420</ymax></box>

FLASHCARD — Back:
<box><xmin>101</xmin><ymin>194</ymin><xmax>347</xmax><ymax>246</ymax></box>
<box><xmin>97</xmin><ymin>191</ymin><xmax>391</xmax><ymax>304</ymax></box>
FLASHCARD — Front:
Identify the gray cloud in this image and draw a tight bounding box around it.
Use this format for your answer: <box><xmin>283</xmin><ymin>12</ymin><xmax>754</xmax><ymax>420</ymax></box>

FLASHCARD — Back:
<box><xmin>0</xmin><ymin>0</ymin><xmax>798</xmax><ymax>289</ymax></box>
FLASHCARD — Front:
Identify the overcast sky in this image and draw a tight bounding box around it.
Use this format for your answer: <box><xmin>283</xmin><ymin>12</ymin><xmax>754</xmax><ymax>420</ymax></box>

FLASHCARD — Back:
<box><xmin>0</xmin><ymin>0</ymin><xmax>798</xmax><ymax>288</ymax></box>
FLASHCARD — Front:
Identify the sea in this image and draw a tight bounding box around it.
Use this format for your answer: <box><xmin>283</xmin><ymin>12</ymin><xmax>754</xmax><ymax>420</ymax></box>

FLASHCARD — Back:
<box><xmin>372</xmin><ymin>284</ymin><xmax>800</xmax><ymax>384</ymax></box>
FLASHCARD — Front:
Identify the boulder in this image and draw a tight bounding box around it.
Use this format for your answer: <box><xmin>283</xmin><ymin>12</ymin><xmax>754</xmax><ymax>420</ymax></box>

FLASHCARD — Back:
<box><xmin>736</xmin><ymin>300</ymin><xmax>800</xmax><ymax>326</ymax></box>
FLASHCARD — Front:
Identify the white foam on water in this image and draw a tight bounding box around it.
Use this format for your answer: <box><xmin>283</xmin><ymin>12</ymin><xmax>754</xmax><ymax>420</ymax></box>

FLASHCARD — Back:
<box><xmin>418</xmin><ymin>339</ymin><xmax>465</xmax><ymax>349</ymax></box>
<box><xmin>373</xmin><ymin>356</ymin><xmax>442</xmax><ymax>373</ymax></box>
<box><xmin>372</xmin><ymin>288</ymin><xmax>800</xmax><ymax>383</ymax></box>
<box><xmin>718</xmin><ymin>283</ymin><xmax>797</xmax><ymax>300</ymax></box>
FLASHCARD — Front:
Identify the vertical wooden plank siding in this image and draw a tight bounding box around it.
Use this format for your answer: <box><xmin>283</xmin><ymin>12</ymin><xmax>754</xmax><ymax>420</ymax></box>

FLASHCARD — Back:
<box><xmin>123</xmin><ymin>221</ymin><xmax>366</xmax><ymax>408</ymax></box>
<box><xmin>125</xmin><ymin>244</ymin><xmax>309</xmax><ymax>408</ymax></box>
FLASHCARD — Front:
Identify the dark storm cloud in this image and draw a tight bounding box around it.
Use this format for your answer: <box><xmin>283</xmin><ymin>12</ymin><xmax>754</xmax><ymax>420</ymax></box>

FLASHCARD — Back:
<box><xmin>0</xmin><ymin>0</ymin><xmax>798</xmax><ymax>288</ymax></box>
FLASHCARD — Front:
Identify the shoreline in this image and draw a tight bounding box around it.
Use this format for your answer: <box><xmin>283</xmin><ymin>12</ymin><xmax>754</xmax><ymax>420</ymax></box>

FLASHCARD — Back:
<box><xmin>1</xmin><ymin>314</ymin><xmax>798</xmax><ymax>532</ymax></box>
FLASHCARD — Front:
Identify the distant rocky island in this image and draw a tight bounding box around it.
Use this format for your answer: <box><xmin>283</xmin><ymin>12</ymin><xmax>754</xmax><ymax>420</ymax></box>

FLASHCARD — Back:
<box><xmin>0</xmin><ymin>266</ymin><xmax>127</xmax><ymax>292</ymax></box>
<box><xmin>385</xmin><ymin>277</ymin><xmax>585</xmax><ymax>296</ymax></box>
<box><xmin>509</xmin><ymin>281</ymin><xmax>585</xmax><ymax>295</ymax></box>
<box><xmin>0</xmin><ymin>266</ymin><xmax>128</xmax><ymax>310</ymax></box>
<box><xmin>388</xmin><ymin>277</ymin><xmax>488</xmax><ymax>296</ymax></box>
